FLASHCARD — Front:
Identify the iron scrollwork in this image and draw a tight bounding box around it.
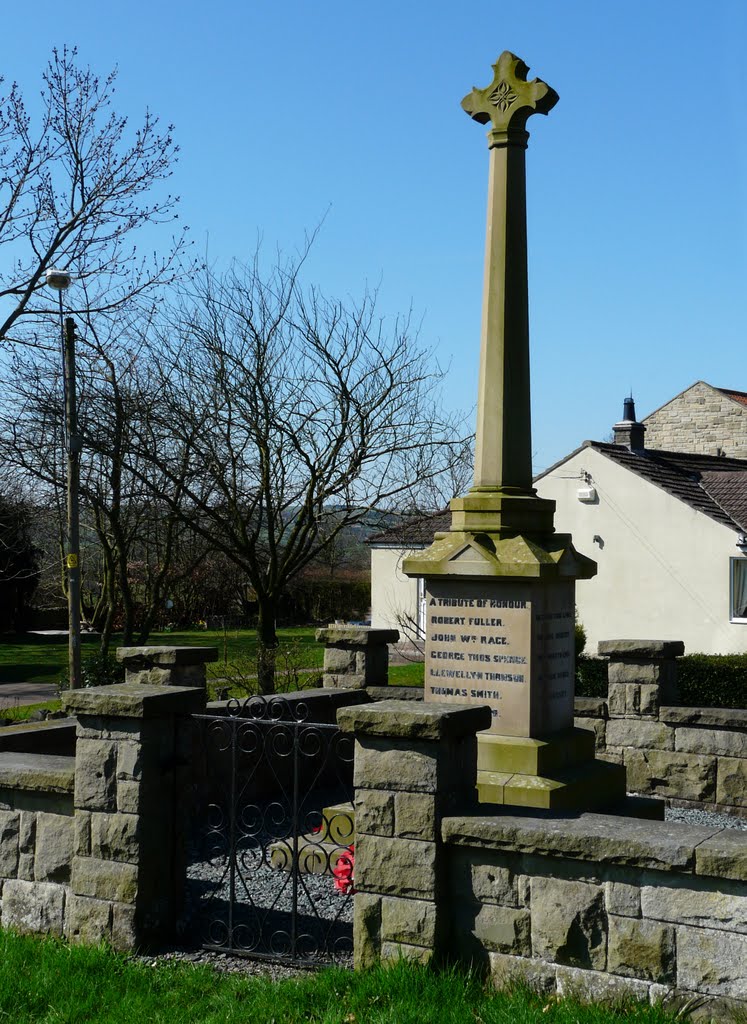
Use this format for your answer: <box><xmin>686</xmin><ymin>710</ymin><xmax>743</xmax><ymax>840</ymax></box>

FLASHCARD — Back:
<box><xmin>191</xmin><ymin>695</ymin><xmax>355</xmax><ymax>966</ymax></box>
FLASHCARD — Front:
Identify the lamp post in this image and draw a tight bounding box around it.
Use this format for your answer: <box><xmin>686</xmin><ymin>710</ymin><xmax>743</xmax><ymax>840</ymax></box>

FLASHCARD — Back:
<box><xmin>45</xmin><ymin>268</ymin><xmax>82</xmax><ymax>690</ymax></box>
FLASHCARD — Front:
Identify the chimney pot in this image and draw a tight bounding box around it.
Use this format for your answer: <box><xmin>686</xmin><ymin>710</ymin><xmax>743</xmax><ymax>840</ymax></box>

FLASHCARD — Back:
<box><xmin>613</xmin><ymin>395</ymin><xmax>646</xmax><ymax>451</ymax></box>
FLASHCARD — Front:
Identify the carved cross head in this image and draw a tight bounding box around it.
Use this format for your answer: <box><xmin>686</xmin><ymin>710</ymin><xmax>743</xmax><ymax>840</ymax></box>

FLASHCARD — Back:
<box><xmin>462</xmin><ymin>51</ymin><xmax>558</xmax><ymax>133</ymax></box>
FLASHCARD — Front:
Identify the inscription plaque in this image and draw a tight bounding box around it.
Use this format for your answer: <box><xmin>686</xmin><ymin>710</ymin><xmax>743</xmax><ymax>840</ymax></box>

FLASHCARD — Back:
<box><xmin>424</xmin><ymin>578</ymin><xmax>574</xmax><ymax>736</ymax></box>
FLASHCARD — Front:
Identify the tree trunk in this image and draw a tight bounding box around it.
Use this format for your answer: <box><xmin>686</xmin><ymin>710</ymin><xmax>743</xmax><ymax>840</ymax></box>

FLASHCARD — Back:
<box><xmin>99</xmin><ymin>601</ymin><xmax>116</xmax><ymax>658</ymax></box>
<box><xmin>256</xmin><ymin>598</ymin><xmax>278</xmax><ymax>695</ymax></box>
<box><xmin>118</xmin><ymin>558</ymin><xmax>135</xmax><ymax>645</ymax></box>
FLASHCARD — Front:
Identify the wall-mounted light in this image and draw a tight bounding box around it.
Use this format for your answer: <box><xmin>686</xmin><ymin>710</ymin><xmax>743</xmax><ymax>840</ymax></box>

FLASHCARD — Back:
<box><xmin>577</xmin><ymin>486</ymin><xmax>597</xmax><ymax>504</ymax></box>
<box><xmin>736</xmin><ymin>533</ymin><xmax>747</xmax><ymax>554</ymax></box>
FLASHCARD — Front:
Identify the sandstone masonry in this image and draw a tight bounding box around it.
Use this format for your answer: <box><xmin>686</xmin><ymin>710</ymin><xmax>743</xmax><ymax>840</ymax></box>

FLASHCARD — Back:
<box><xmin>643</xmin><ymin>381</ymin><xmax>747</xmax><ymax>458</ymax></box>
<box><xmin>575</xmin><ymin>640</ymin><xmax>747</xmax><ymax>817</ymax></box>
<box><xmin>316</xmin><ymin>626</ymin><xmax>399</xmax><ymax>689</ymax></box>
<box><xmin>341</xmin><ymin>694</ymin><xmax>747</xmax><ymax>1018</ymax></box>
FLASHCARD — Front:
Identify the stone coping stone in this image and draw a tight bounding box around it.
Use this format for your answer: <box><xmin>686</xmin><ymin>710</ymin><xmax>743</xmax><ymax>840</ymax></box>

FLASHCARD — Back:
<box><xmin>597</xmin><ymin>640</ymin><xmax>684</xmax><ymax>659</ymax></box>
<box><xmin>365</xmin><ymin>687</ymin><xmax>424</xmax><ymax>702</ymax></box>
<box><xmin>116</xmin><ymin>646</ymin><xmax>218</xmax><ymax>665</ymax></box>
<box><xmin>0</xmin><ymin>719</ymin><xmax>76</xmax><ymax>739</ymax></box>
<box><xmin>0</xmin><ymin>752</ymin><xmax>75</xmax><ymax>793</ymax></box>
<box><xmin>63</xmin><ymin>683</ymin><xmax>205</xmax><ymax>719</ymax></box>
<box><xmin>0</xmin><ymin>719</ymin><xmax>76</xmax><ymax>755</ymax></box>
<box><xmin>574</xmin><ymin>697</ymin><xmax>608</xmax><ymax>719</ymax></box>
<box><xmin>315</xmin><ymin>627</ymin><xmax>400</xmax><ymax>646</ymax></box>
<box><xmin>694</xmin><ymin>829</ymin><xmax>747</xmax><ymax>881</ymax></box>
<box><xmin>441</xmin><ymin>812</ymin><xmax>725</xmax><ymax>872</ymax></box>
<box><xmin>337</xmin><ymin>699</ymin><xmax>491</xmax><ymax>741</ymax></box>
<box><xmin>659</xmin><ymin>706</ymin><xmax>747</xmax><ymax>729</ymax></box>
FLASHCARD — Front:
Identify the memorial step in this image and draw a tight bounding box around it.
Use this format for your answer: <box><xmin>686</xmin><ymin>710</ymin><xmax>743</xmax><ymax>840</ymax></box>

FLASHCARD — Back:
<box><xmin>477</xmin><ymin>727</ymin><xmax>596</xmax><ymax>775</ymax></box>
<box><xmin>268</xmin><ymin>801</ymin><xmax>355</xmax><ymax>874</ymax></box>
<box><xmin>477</xmin><ymin>757</ymin><xmax>626</xmax><ymax>811</ymax></box>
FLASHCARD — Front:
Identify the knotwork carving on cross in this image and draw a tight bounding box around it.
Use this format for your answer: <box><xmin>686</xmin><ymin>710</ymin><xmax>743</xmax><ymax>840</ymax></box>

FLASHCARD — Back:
<box><xmin>461</xmin><ymin>51</ymin><xmax>558</xmax><ymax>136</ymax></box>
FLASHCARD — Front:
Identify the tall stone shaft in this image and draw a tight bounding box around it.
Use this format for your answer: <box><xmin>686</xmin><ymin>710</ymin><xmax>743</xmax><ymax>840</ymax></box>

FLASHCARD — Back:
<box><xmin>463</xmin><ymin>52</ymin><xmax>558</xmax><ymax>495</ymax></box>
<box><xmin>401</xmin><ymin>54</ymin><xmax>611</xmax><ymax>812</ymax></box>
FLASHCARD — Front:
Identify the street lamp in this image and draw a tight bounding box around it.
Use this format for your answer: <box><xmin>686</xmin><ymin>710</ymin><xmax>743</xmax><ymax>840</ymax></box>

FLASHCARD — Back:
<box><xmin>45</xmin><ymin>268</ymin><xmax>82</xmax><ymax>690</ymax></box>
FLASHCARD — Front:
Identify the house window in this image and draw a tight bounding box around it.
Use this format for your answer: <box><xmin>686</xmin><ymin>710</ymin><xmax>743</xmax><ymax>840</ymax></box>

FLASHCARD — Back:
<box><xmin>731</xmin><ymin>558</ymin><xmax>747</xmax><ymax>622</ymax></box>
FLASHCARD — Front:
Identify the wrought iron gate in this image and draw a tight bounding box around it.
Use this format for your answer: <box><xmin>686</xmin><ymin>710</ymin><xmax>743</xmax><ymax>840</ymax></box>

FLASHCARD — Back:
<box><xmin>189</xmin><ymin>696</ymin><xmax>355</xmax><ymax>966</ymax></box>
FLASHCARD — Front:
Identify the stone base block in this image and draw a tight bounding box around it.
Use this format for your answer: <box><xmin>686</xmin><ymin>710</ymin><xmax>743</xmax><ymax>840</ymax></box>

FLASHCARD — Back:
<box><xmin>268</xmin><ymin>834</ymin><xmax>351</xmax><ymax>875</ymax></box>
<box><xmin>477</xmin><ymin>757</ymin><xmax>626</xmax><ymax>811</ymax></box>
<box><xmin>354</xmin><ymin>892</ymin><xmax>381</xmax><ymax>970</ymax></box>
<box><xmin>477</xmin><ymin>729</ymin><xmax>595</xmax><ymax>776</ymax></box>
<box><xmin>2</xmin><ymin>879</ymin><xmax>65</xmax><ymax>936</ymax></box>
<box><xmin>381</xmin><ymin>940</ymin><xmax>433</xmax><ymax>965</ymax></box>
<box><xmin>489</xmin><ymin>951</ymin><xmax>556</xmax><ymax>995</ymax></box>
<box><xmin>448</xmin><ymin>490</ymin><xmax>556</xmax><ymax>535</ymax></box>
<box><xmin>319</xmin><ymin>802</ymin><xmax>355</xmax><ymax>845</ymax></box>
<box><xmin>381</xmin><ymin>896</ymin><xmax>437</xmax><ymax>947</ymax></box>
<box><xmin>555</xmin><ymin>964</ymin><xmax>652</xmax><ymax>1005</ymax></box>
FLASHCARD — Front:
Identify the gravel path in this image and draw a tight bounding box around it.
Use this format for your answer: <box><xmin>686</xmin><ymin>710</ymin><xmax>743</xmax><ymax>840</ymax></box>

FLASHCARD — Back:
<box><xmin>664</xmin><ymin>806</ymin><xmax>747</xmax><ymax>829</ymax></box>
<box><xmin>0</xmin><ymin>683</ymin><xmax>59</xmax><ymax>707</ymax></box>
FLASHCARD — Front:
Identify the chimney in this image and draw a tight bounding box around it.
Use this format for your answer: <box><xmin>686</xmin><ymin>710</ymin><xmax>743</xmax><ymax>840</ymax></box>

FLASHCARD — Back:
<box><xmin>613</xmin><ymin>395</ymin><xmax>646</xmax><ymax>451</ymax></box>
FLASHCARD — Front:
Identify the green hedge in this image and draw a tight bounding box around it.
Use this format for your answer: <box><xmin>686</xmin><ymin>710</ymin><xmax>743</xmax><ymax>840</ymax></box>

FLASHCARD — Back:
<box><xmin>575</xmin><ymin>656</ymin><xmax>608</xmax><ymax>699</ymax></box>
<box><xmin>677</xmin><ymin>654</ymin><xmax>747</xmax><ymax>710</ymax></box>
<box><xmin>575</xmin><ymin>653</ymin><xmax>747</xmax><ymax>710</ymax></box>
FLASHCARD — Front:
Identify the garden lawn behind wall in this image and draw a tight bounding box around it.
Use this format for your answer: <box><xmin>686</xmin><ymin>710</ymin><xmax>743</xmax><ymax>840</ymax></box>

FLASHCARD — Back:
<box><xmin>0</xmin><ymin>628</ymin><xmax>323</xmax><ymax>687</ymax></box>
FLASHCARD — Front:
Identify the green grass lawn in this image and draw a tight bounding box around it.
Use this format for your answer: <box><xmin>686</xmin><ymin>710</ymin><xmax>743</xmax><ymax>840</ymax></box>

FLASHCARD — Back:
<box><xmin>0</xmin><ymin>627</ymin><xmax>323</xmax><ymax>687</ymax></box>
<box><xmin>0</xmin><ymin>930</ymin><xmax>677</xmax><ymax>1024</ymax></box>
<box><xmin>0</xmin><ymin>628</ymin><xmax>423</xmax><ymax>717</ymax></box>
<box><xmin>388</xmin><ymin>661</ymin><xmax>424</xmax><ymax>686</ymax></box>
<box><xmin>0</xmin><ymin>632</ymin><xmax>101</xmax><ymax>684</ymax></box>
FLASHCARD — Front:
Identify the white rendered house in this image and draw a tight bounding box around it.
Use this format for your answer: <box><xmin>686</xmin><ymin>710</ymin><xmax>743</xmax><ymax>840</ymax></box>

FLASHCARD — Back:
<box><xmin>371</xmin><ymin>398</ymin><xmax>747</xmax><ymax>655</ymax></box>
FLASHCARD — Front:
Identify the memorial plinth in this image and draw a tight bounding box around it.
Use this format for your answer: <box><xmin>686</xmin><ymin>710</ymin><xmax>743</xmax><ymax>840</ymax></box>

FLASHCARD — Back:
<box><xmin>404</xmin><ymin>53</ymin><xmax>626</xmax><ymax>811</ymax></box>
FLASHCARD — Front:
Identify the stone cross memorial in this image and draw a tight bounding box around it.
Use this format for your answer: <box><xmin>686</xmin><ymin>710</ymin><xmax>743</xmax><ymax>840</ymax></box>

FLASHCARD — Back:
<box><xmin>404</xmin><ymin>53</ymin><xmax>626</xmax><ymax>811</ymax></box>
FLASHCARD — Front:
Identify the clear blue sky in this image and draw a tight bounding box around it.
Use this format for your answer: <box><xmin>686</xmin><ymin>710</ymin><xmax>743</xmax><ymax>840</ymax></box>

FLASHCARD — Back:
<box><xmin>3</xmin><ymin>1</ymin><xmax>746</xmax><ymax>473</ymax></box>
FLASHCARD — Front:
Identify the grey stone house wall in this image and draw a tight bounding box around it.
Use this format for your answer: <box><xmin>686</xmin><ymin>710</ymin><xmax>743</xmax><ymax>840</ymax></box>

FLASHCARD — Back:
<box><xmin>643</xmin><ymin>381</ymin><xmax>747</xmax><ymax>457</ymax></box>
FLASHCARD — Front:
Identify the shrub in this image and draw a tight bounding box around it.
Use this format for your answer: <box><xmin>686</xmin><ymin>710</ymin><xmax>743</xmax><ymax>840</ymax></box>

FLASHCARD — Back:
<box><xmin>575</xmin><ymin>656</ymin><xmax>607</xmax><ymax>698</ymax></box>
<box><xmin>677</xmin><ymin>653</ymin><xmax>747</xmax><ymax>710</ymax></box>
<box><xmin>60</xmin><ymin>651</ymin><xmax>125</xmax><ymax>689</ymax></box>
<box><xmin>574</xmin><ymin>621</ymin><xmax>587</xmax><ymax>659</ymax></box>
<box><xmin>575</xmin><ymin>652</ymin><xmax>747</xmax><ymax>710</ymax></box>
<box><xmin>208</xmin><ymin>641</ymin><xmax>323</xmax><ymax>700</ymax></box>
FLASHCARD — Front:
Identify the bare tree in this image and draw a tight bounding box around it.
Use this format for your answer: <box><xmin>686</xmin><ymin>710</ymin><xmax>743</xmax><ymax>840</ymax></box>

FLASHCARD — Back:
<box><xmin>0</xmin><ymin>46</ymin><xmax>188</xmax><ymax>347</ymax></box>
<box><xmin>0</xmin><ymin>317</ymin><xmax>202</xmax><ymax>653</ymax></box>
<box><xmin>0</xmin><ymin>484</ymin><xmax>41</xmax><ymax>631</ymax></box>
<box><xmin>127</xmin><ymin>249</ymin><xmax>472</xmax><ymax>692</ymax></box>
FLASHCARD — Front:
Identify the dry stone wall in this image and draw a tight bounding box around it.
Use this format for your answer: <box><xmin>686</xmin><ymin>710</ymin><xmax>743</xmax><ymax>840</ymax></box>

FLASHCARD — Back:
<box><xmin>64</xmin><ymin>683</ymin><xmax>204</xmax><ymax>948</ymax></box>
<box><xmin>337</xmin><ymin>699</ymin><xmax>491</xmax><ymax>968</ymax></box>
<box><xmin>316</xmin><ymin>626</ymin><xmax>399</xmax><ymax>689</ymax></box>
